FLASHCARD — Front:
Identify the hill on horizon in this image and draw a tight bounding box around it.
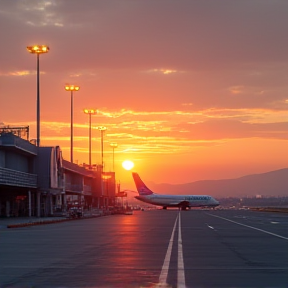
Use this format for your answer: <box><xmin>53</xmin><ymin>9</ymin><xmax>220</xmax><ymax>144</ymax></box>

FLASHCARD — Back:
<box><xmin>148</xmin><ymin>168</ymin><xmax>288</xmax><ymax>198</ymax></box>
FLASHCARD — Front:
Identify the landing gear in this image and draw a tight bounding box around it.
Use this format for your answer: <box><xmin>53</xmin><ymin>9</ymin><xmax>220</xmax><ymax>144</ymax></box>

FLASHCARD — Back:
<box><xmin>162</xmin><ymin>206</ymin><xmax>167</xmax><ymax>210</ymax></box>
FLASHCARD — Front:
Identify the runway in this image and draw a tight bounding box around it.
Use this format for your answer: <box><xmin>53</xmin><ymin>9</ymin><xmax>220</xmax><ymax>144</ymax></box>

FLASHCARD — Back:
<box><xmin>0</xmin><ymin>209</ymin><xmax>287</xmax><ymax>288</ymax></box>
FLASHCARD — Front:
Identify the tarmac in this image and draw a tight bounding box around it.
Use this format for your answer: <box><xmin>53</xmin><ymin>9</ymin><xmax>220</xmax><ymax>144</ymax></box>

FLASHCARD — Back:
<box><xmin>2</xmin><ymin>207</ymin><xmax>286</xmax><ymax>230</ymax></box>
<box><xmin>0</xmin><ymin>210</ymin><xmax>105</xmax><ymax>229</ymax></box>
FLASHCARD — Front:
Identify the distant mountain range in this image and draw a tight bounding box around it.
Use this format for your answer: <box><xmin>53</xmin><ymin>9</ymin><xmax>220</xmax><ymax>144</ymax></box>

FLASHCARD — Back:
<box><xmin>148</xmin><ymin>168</ymin><xmax>288</xmax><ymax>198</ymax></box>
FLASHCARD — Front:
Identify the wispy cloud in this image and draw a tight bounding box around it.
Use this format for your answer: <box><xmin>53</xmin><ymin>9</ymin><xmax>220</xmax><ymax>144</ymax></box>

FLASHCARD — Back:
<box><xmin>19</xmin><ymin>0</ymin><xmax>64</xmax><ymax>27</ymax></box>
<box><xmin>12</xmin><ymin>107</ymin><xmax>285</xmax><ymax>161</ymax></box>
<box><xmin>228</xmin><ymin>86</ymin><xmax>244</xmax><ymax>94</ymax></box>
<box><xmin>0</xmin><ymin>70</ymin><xmax>39</xmax><ymax>76</ymax></box>
<box><xmin>144</xmin><ymin>68</ymin><xmax>183</xmax><ymax>75</ymax></box>
<box><xmin>1</xmin><ymin>1</ymin><xmax>288</xmax><ymax>181</ymax></box>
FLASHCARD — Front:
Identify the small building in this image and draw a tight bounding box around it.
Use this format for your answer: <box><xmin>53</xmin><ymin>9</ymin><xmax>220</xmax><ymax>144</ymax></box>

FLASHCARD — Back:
<box><xmin>63</xmin><ymin>159</ymin><xmax>96</xmax><ymax>211</ymax></box>
<box><xmin>0</xmin><ymin>132</ymin><xmax>37</xmax><ymax>217</ymax></box>
<box><xmin>0</xmin><ymin>132</ymin><xmax>116</xmax><ymax>217</ymax></box>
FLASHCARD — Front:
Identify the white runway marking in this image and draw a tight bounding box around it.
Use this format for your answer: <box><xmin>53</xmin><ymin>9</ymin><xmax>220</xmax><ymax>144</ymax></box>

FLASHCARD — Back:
<box><xmin>207</xmin><ymin>213</ymin><xmax>288</xmax><ymax>241</ymax></box>
<box><xmin>177</xmin><ymin>212</ymin><xmax>186</xmax><ymax>288</ymax></box>
<box><xmin>157</xmin><ymin>212</ymin><xmax>186</xmax><ymax>288</ymax></box>
<box><xmin>157</xmin><ymin>213</ymin><xmax>179</xmax><ymax>287</ymax></box>
<box><xmin>206</xmin><ymin>224</ymin><xmax>215</xmax><ymax>230</ymax></box>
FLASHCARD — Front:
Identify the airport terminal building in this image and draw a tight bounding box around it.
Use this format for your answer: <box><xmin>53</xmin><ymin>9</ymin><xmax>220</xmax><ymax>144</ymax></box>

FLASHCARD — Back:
<box><xmin>0</xmin><ymin>132</ymin><xmax>116</xmax><ymax>217</ymax></box>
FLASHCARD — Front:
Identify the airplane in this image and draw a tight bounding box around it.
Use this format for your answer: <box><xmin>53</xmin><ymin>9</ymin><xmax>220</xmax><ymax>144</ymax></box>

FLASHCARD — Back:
<box><xmin>132</xmin><ymin>172</ymin><xmax>220</xmax><ymax>210</ymax></box>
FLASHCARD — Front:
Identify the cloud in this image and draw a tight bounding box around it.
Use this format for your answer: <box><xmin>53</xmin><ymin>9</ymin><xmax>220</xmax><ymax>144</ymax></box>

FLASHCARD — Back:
<box><xmin>182</xmin><ymin>119</ymin><xmax>288</xmax><ymax>141</ymax></box>
<box><xmin>0</xmin><ymin>70</ymin><xmax>42</xmax><ymax>77</ymax></box>
<box><xmin>1</xmin><ymin>0</ymin><xmax>287</xmax><ymax>178</ymax></box>
<box><xmin>228</xmin><ymin>86</ymin><xmax>244</xmax><ymax>95</ymax></box>
<box><xmin>144</xmin><ymin>69</ymin><xmax>181</xmax><ymax>75</ymax></box>
<box><xmin>2</xmin><ymin>0</ymin><xmax>288</xmax><ymax>71</ymax></box>
<box><xmin>13</xmin><ymin>0</ymin><xmax>64</xmax><ymax>27</ymax></box>
<box><xmin>22</xmin><ymin>107</ymin><xmax>288</xmax><ymax>147</ymax></box>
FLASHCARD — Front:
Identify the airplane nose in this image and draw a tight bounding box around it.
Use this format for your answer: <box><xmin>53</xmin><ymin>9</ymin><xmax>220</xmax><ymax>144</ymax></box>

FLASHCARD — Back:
<box><xmin>213</xmin><ymin>198</ymin><xmax>219</xmax><ymax>206</ymax></box>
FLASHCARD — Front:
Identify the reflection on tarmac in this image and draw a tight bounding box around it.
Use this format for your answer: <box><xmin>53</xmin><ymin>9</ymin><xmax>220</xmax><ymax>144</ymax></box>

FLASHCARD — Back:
<box><xmin>0</xmin><ymin>209</ymin><xmax>287</xmax><ymax>288</ymax></box>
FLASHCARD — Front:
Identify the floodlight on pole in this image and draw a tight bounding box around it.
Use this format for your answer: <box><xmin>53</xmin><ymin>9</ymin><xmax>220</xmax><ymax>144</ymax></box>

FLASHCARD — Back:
<box><xmin>65</xmin><ymin>84</ymin><xmax>80</xmax><ymax>163</ymax></box>
<box><xmin>84</xmin><ymin>109</ymin><xmax>97</xmax><ymax>167</ymax></box>
<box><xmin>27</xmin><ymin>45</ymin><xmax>49</xmax><ymax>147</ymax></box>
<box><xmin>110</xmin><ymin>143</ymin><xmax>118</xmax><ymax>172</ymax></box>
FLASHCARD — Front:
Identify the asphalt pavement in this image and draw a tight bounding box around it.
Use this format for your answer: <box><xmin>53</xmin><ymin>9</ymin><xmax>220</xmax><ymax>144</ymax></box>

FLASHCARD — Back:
<box><xmin>0</xmin><ymin>209</ymin><xmax>287</xmax><ymax>288</ymax></box>
<box><xmin>0</xmin><ymin>210</ymin><xmax>105</xmax><ymax>229</ymax></box>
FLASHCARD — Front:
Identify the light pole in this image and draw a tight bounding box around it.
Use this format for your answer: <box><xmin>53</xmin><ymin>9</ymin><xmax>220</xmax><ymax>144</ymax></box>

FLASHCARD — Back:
<box><xmin>65</xmin><ymin>85</ymin><xmax>80</xmax><ymax>163</ymax></box>
<box><xmin>27</xmin><ymin>45</ymin><xmax>49</xmax><ymax>147</ymax></box>
<box><xmin>97</xmin><ymin>126</ymin><xmax>107</xmax><ymax>171</ymax></box>
<box><xmin>98</xmin><ymin>126</ymin><xmax>107</xmax><ymax>209</ymax></box>
<box><xmin>110</xmin><ymin>143</ymin><xmax>118</xmax><ymax>172</ymax></box>
<box><xmin>84</xmin><ymin>109</ymin><xmax>96</xmax><ymax>168</ymax></box>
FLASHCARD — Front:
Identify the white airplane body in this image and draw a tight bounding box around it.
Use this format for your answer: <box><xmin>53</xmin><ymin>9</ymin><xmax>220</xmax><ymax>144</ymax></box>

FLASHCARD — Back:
<box><xmin>132</xmin><ymin>173</ymin><xmax>219</xmax><ymax>210</ymax></box>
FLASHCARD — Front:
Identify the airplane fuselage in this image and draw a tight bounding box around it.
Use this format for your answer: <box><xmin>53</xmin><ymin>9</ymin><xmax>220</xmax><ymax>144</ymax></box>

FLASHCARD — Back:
<box><xmin>132</xmin><ymin>172</ymin><xmax>220</xmax><ymax>209</ymax></box>
<box><xmin>135</xmin><ymin>193</ymin><xmax>219</xmax><ymax>208</ymax></box>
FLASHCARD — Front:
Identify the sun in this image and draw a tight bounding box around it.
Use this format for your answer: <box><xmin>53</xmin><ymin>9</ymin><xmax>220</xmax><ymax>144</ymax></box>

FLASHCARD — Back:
<box><xmin>122</xmin><ymin>160</ymin><xmax>134</xmax><ymax>171</ymax></box>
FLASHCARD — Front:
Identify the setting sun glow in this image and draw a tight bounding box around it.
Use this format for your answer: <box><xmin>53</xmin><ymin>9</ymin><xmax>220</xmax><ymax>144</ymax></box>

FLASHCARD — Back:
<box><xmin>1</xmin><ymin>1</ymin><xmax>287</xmax><ymax>186</ymax></box>
<box><xmin>122</xmin><ymin>160</ymin><xmax>134</xmax><ymax>171</ymax></box>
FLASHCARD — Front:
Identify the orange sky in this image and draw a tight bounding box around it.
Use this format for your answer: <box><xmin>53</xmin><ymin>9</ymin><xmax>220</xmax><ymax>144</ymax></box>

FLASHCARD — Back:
<box><xmin>1</xmin><ymin>1</ymin><xmax>287</xmax><ymax>188</ymax></box>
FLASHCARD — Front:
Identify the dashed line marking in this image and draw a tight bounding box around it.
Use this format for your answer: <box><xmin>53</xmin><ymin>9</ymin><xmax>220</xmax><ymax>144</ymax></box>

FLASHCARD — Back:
<box><xmin>207</xmin><ymin>225</ymin><xmax>215</xmax><ymax>230</ymax></box>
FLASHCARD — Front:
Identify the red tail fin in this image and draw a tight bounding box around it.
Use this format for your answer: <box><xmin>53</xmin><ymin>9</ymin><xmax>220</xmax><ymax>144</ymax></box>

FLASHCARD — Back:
<box><xmin>132</xmin><ymin>173</ymin><xmax>154</xmax><ymax>195</ymax></box>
